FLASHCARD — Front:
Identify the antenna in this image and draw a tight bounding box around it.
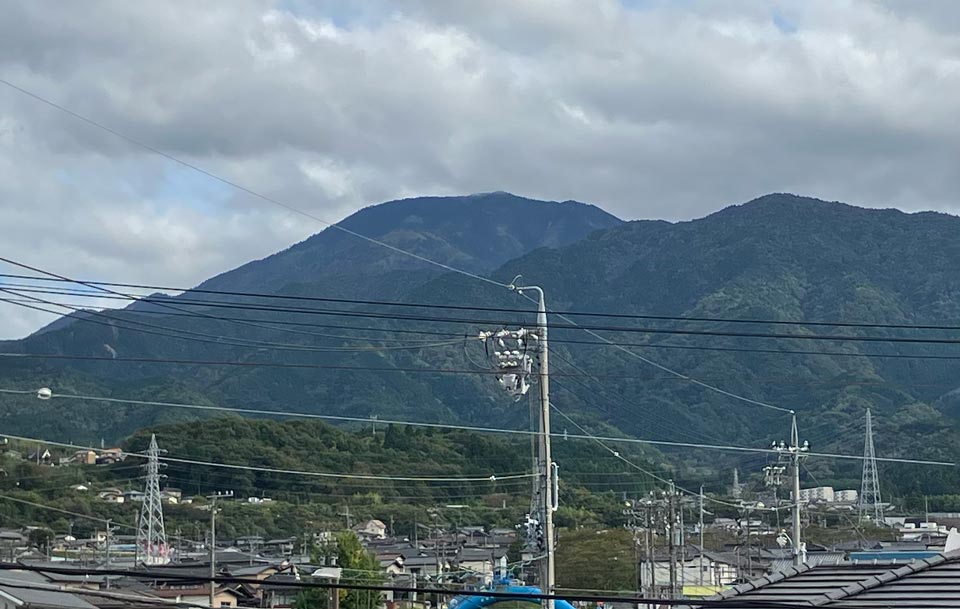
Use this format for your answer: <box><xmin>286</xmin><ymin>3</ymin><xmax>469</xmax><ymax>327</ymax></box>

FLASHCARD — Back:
<box><xmin>858</xmin><ymin>409</ymin><xmax>883</xmax><ymax>524</ymax></box>
<box><xmin>136</xmin><ymin>434</ymin><xmax>170</xmax><ymax>565</ymax></box>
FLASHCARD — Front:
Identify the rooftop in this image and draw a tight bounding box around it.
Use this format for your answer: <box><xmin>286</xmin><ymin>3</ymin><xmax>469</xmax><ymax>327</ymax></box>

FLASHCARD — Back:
<box><xmin>698</xmin><ymin>550</ymin><xmax>960</xmax><ymax>608</ymax></box>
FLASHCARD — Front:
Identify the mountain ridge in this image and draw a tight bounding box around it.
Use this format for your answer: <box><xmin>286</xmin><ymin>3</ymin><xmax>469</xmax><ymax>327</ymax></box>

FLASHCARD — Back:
<box><xmin>2</xmin><ymin>191</ymin><xmax>959</xmax><ymax>497</ymax></box>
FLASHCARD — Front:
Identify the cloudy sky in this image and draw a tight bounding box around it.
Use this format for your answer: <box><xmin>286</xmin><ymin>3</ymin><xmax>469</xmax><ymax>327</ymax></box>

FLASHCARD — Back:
<box><xmin>1</xmin><ymin>0</ymin><xmax>960</xmax><ymax>337</ymax></box>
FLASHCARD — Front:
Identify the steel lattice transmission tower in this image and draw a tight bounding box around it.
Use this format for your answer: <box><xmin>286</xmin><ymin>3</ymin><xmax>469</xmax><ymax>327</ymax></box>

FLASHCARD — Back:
<box><xmin>136</xmin><ymin>434</ymin><xmax>170</xmax><ymax>565</ymax></box>
<box><xmin>858</xmin><ymin>409</ymin><xmax>883</xmax><ymax>524</ymax></box>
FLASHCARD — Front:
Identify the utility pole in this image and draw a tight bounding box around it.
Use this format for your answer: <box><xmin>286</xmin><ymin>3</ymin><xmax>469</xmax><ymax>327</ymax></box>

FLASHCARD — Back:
<box><xmin>666</xmin><ymin>486</ymin><xmax>677</xmax><ymax>599</ymax></box>
<box><xmin>481</xmin><ymin>276</ymin><xmax>556</xmax><ymax>609</ymax></box>
<box><xmin>340</xmin><ymin>505</ymin><xmax>353</xmax><ymax>529</ymax></box>
<box><xmin>698</xmin><ymin>487</ymin><xmax>704</xmax><ymax>587</ymax></box>
<box><xmin>104</xmin><ymin>519</ymin><xmax>113</xmax><ymax>590</ymax></box>
<box><xmin>773</xmin><ymin>414</ymin><xmax>809</xmax><ymax>566</ymax></box>
<box><xmin>207</xmin><ymin>491</ymin><xmax>233</xmax><ymax>607</ymax></box>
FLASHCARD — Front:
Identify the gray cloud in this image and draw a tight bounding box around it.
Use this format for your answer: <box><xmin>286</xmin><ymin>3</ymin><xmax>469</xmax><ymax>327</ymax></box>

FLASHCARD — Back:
<box><xmin>1</xmin><ymin>0</ymin><xmax>959</xmax><ymax>337</ymax></box>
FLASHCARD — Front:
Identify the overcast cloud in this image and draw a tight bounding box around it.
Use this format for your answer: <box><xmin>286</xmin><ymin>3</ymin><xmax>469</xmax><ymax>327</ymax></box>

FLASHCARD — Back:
<box><xmin>1</xmin><ymin>0</ymin><xmax>960</xmax><ymax>337</ymax></box>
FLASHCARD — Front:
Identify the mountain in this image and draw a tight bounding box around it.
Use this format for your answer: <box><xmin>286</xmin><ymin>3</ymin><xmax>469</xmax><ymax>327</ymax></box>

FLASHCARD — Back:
<box><xmin>0</xmin><ymin>192</ymin><xmax>621</xmax><ymax>439</ymax></box>
<box><xmin>195</xmin><ymin>191</ymin><xmax>621</xmax><ymax>299</ymax></box>
<box><xmin>2</xmin><ymin>192</ymin><xmax>960</xmax><ymax>497</ymax></box>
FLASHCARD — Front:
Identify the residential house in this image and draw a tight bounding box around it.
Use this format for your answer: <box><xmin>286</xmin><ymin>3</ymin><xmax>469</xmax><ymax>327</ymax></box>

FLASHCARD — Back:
<box><xmin>71</xmin><ymin>450</ymin><xmax>99</xmax><ymax>465</ymax></box>
<box><xmin>123</xmin><ymin>490</ymin><xmax>146</xmax><ymax>503</ymax></box>
<box><xmin>264</xmin><ymin>538</ymin><xmax>296</xmax><ymax>556</ymax></box>
<box><xmin>691</xmin><ymin>550</ymin><xmax>960</xmax><ymax>607</ymax></box>
<box><xmin>96</xmin><ymin>449</ymin><xmax>124</xmax><ymax>466</ymax></box>
<box><xmin>160</xmin><ymin>489</ymin><xmax>182</xmax><ymax>504</ymax></box>
<box><xmin>354</xmin><ymin>519</ymin><xmax>388</xmax><ymax>540</ymax></box>
<box><xmin>0</xmin><ymin>570</ymin><xmax>98</xmax><ymax>609</ymax></box>
<box><xmin>455</xmin><ymin>547</ymin><xmax>508</xmax><ymax>585</ymax></box>
<box><xmin>150</xmin><ymin>585</ymin><xmax>242</xmax><ymax>608</ymax></box>
<box><xmin>98</xmin><ymin>488</ymin><xmax>125</xmax><ymax>504</ymax></box>
<box><xmin>641</xmin><ymin>548</ymin><xmax>744</xmax><ymax>597</ymax></box>
<box><xmin>25</xmin><ymin>449</ymin><xmax>52</xmax><ymax>465</ymax></box>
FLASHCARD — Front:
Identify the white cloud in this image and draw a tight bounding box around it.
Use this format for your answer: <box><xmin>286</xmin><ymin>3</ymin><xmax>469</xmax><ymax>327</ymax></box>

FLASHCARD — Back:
<box><xmin>1</xmin><ymin>0</ymin><xmax>960</xmax><ymax>337</ymax></box>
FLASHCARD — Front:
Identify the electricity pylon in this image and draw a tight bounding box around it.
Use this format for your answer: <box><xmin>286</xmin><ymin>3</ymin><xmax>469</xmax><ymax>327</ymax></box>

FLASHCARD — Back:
<box><xmin>858</xmin><ymin>409</ymin><xmax>883</xmax><ymax>524</ymax></box>
<box><xmin>136</xmin><ymin>434</ymin><xmax>169</xmax><ymax>565</ymax></box>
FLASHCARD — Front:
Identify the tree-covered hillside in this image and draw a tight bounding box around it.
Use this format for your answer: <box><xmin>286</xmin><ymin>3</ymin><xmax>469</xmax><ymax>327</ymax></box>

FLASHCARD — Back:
<box><xmin>0</xmin><ymin>417</ymin><xmax>662</xmax><ymax>539</ymax></box>
<box><xmin>2</xmin><ymin>192</ymin><xmax>959</xmax><ymax>495</ymax></box>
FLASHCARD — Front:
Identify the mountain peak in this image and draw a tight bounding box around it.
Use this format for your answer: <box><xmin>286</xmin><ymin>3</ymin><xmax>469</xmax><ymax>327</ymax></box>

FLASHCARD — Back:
<box><xmin>196</xmin><ymin>192</ymin><xmax>622</xmax><ymax>297</ymax></box>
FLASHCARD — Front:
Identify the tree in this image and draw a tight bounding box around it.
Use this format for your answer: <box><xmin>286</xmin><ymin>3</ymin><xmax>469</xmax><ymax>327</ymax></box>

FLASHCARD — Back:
<box><xmin>28</xmin><ymin>527</ymin><xmax>54</xmax><ymax>554</ymax></box>
<box><xmin>336</xmin><ymin>531</ymin><xmax>384</xmax><ymax>609</ymax></box>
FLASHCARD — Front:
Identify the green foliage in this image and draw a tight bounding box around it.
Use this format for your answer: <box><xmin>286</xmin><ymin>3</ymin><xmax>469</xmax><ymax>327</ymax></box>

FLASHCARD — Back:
<box><xmin>555</xmin><ymin>528</ymin><xmax>636</xmax><ymax>592</ymax></box>
<box><xmin>4</xmin><ymin>193</ymin><xmax>960</xmax><ymax>500</ymax></box>
<box><xmin>336</xmin><ymin>531</ymin><xmax>384</xmax><ymax>609</ymax></box>
<box><xmin>27</xmin><ymin>527</ymin><xmax>53</xmax><ymax>553</ymax></box>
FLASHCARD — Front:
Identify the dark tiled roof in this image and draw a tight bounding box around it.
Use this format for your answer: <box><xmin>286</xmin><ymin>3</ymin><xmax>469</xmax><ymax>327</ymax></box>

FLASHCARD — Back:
<box><xmin>0</xmin><ymin>570</ymin><xmax>99</xmax><ymax>609</ymax></box>
<box><xmin>701</xmin><ymin>551</ymin><xmax>960</xmax><ymax>608</ymax></box>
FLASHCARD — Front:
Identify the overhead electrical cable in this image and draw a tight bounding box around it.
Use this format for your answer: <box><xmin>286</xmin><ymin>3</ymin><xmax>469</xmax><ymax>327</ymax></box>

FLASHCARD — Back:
<box><xmin>0</xmin><ymin>388</ymin><xmax>949</xmax><ymax>466</ymax></box>
<box><xmin>3</xmin><ymin>75</ymin><xmax>953</xmax><ymax>466</ymax></box>
<box><xmin>6</xmin><ymin>272</ymin><xmax>960</xmax><ymax>333</ymax></box>
<box><xmin>8</xmin><ymin>282</ymin><xmax>960</xmax><ymax>347</ymax></box>
<box><xmin>0</xmin><ymin>431</ymin><xmax>534</xmax><ymax>483</ymax></box>
<box><xmin>7</xmin><ymin>293</ymin><xmax>960</xmax><ymax>362</ymax></box>
<box><xmin>0</xmin><ymin>263</ymin><xmax>464</xmax><ymax>353</ymax></box>
<box><xmin>0</xmin><ymin>79</ymin><xmax>508</xmax><ymax>290</ymax></box>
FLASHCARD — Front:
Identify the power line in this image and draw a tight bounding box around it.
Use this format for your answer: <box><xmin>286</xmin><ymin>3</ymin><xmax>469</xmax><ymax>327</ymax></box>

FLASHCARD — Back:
<box><xmin>4</xmin><ymin>75</ymin><xmax>955</xmax><ymax>487</ymax></box>
<box><xmin>10</xmin><ymin>293</ymin><xmax>960</xmax><ymax>362</ymax></box>
<box><xmin>0</xmin><ymin>275</ymin><xmax>463</xmax><ymax>354</ymax></box>
<box><xmin>11</xmin><ymin>277</ymin><xmax>960</xmax><ymax>347</ymax></box>
<box><xmin>1</xmin><ymin>388</ymin><xmax>949</xmax><ymax>466</ymax></box>
<box><xmin>9</xmin><ymin>348</ymin><xmax>960</xmax><ymax>391</ymax></box>
<box><xmin>6</xmin><ymin>272</ymin><xmax>960</xmax><ymax>333</ymax></box>
<box><xmin>0</xmin><ymin>79</ymin><xmax>509</xmax><ymax>291</ymax></box>
<box><xmin>0</xmin><ymin>432</ymin><xmax>534</xmax><ymax>483</ymax></box>
<box><xmin>13</xmin><ymin>290</ymin><xmax>960</xmax><ymax>364</ymax></box>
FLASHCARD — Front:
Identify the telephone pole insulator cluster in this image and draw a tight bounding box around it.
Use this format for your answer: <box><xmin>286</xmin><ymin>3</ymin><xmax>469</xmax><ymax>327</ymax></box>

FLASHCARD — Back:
<box><xmin>625</xmin><ymin>485</ymin><xmax>685</xmax><ymax>600</ymax></box>
<box><xmin>480</xmin><ymin>277</ymin><xmax>555</xmax><ymax>609</ymax></box>
<box><xmin>478</xmin><ymin>328</ymin><xmax>538</xmax><ymax>400</ymax></box>
<box><xmin>770</xmin><ymin>414</ymin><xmax>809</xmax><ymax>566</ymax></box>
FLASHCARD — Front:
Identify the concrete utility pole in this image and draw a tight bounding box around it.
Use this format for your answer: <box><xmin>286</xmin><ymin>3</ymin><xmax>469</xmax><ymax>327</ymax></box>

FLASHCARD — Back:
<box><xmin>698</xmin><ymin>487</ymin><xmax>704</xmax><ymax>587</ymax></box>
<box><xmin>773</xmin><ymin>414</ymin><xmax>809</xmax><ymax>566</ymax></box>
<box><xmin>481</xmin><ymin>276</ymin><xmax>556</xmax><ymax>609</ymax></box>
<box><xmin>104</xmin><ymin>519</ymin><xmax>113</xmax><ymax>590</ymax></box>
<box><xmin>207</xmin><ymin>491</ymin><xmax>233</xmax><ymax>607</ymax></box>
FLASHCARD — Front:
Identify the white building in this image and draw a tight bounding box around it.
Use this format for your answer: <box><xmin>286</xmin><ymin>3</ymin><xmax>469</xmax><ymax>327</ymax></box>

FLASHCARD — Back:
<box><xmin>835</xmin><ymin>489</ymin><xmax>859</xmax><ymax>504</ymax></box>
<box><xmin>799</xmin><ymin>486</ymin><xmax>835</xmax><ymax>503</ymax></box>
<box><xmin>354</xmin><ymin>519</ymin><xmax>387</xmax><ymax>539</ymax></box>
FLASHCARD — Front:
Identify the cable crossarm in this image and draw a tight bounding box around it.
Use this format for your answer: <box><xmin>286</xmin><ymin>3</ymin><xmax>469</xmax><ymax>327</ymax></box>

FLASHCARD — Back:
<box><xmin>0</xmin><ymin>563</ymin><xmax>864</xmax><ymax>609</ymax></box>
